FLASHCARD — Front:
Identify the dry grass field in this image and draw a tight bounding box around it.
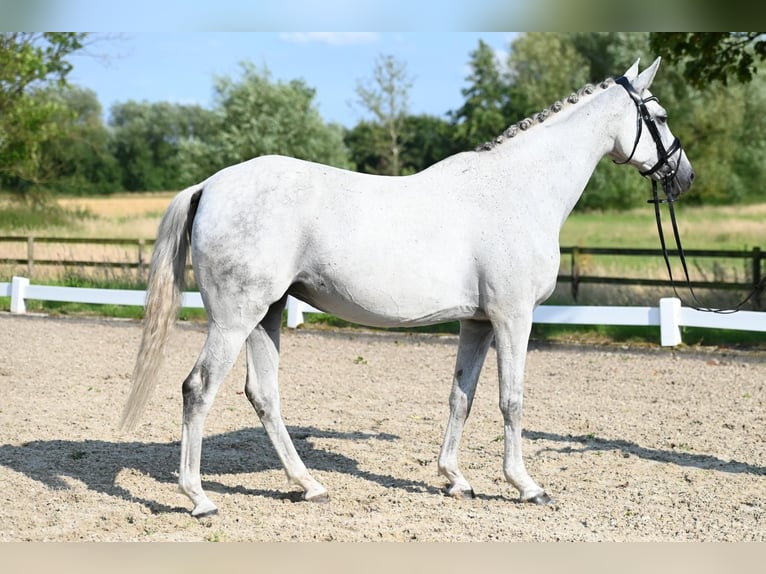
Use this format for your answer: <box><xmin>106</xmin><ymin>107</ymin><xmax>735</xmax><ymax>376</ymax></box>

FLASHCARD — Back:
<box><xmin>56</xmin><ymin>193</ymin><xmax>176</xmax><ymax>239</ymax></box>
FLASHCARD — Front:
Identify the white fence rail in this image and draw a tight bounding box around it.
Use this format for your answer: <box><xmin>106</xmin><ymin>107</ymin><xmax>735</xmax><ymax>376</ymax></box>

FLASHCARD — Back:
<box><xmin>2</xmin><ymin>276</ymin><xmax>764</xmax><ymax>347</ymax></box>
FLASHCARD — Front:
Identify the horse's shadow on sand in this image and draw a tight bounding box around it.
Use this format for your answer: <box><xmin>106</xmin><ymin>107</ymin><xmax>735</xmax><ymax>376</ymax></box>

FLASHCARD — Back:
<box><xmin>0</xmin><ymin>426</ymin><xmax>439</xmax><ymax>515</ymax></box>
<box><xmin>1</xmin><ymin>426</ymin><xmax>763</xmax><ymax>514</ymax></box>
<box><xmin>526</xmin><ymin>430</ymin><xmax>766</xmax><ymax>476</ymax></box>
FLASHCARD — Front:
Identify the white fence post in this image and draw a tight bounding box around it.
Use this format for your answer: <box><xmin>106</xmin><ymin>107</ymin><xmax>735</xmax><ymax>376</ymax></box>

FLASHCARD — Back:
<box><xmin>10</xmin><ymin>276</ymin><xmax>29</xmax><ymax>314</ymax></box>
<box><xmin>659</xmin><ymin>297</ymin><xmax>682</xmax><ymax>346</ymax></box>
<box><xmin>286</xmin><ymin>296</ymin><xmax>304</xmax><ymax>329</ymax></box>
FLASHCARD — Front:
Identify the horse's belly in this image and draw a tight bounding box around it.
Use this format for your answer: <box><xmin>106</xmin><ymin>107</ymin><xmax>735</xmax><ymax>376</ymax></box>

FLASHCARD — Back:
<box><xmin>288</xmin><ymin>277</ymin><xmax>484</xmax><ymax>328</ymax></box>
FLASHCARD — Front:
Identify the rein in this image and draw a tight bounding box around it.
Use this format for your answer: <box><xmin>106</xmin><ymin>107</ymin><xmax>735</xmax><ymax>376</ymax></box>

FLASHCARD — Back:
<box><xmin>615</xmin><ymin>76</ymin><xmax>765</xmax><ymax>313</ymax></box>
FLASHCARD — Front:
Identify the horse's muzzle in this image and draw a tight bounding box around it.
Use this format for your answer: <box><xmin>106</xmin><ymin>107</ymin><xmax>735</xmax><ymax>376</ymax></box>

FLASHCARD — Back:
<box><xmin>666</xmin><ymin>154</ymin><xmax>695</xmax><ymax>200</ymax></box>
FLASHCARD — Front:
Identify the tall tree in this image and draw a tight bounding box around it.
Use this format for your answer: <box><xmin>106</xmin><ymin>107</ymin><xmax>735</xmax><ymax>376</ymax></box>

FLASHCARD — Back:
<box><xmin>344</xmin><ymin>120</ymin><xmax>387</xmax><ymax>175</ymax></box>
<box><xmin>450</xmin><ymin>39</ymin><xmax>509</xmax><ymax>150</ymax></box>
<box><xmin>400</xmin><ymin>114</ymin><xmax>461</xmax><ymax>173</ymax></box>
<box><xmin>506</xmin><ymin>33</ymin><xmax>590</xmax><ymax>120</ymax></box>
<box><xmin>0</xmin><ymin>32</ymin><xmax>87</xmax><ymax>199</ymax></box>
<box><xmin>346</xmin><ymin>114</ymin><xmax>459</xmax><ymax>175</ymax></box>
<box><xmin>109</xmin><ymin>101</ymin><xmax>217</xmax><ymax>191</ymax></box>
<box><xmin>176</xmin><ymin>62</ymin><xmax>350</xmax><ymax>183</ymax></box>
<box><xmin>650</xmin><ymin>33</ymin><xmax>766</xmax><ymax>88</ymax></box>
<box><xmin>355</xmin><ymin>54</ymin><xmax>413</xmax><ymax>176</ymax></box>
<box><xmin>40</xmin><ymin>86</ymin><xmax>121</xmax><ymax>195</ymax></box>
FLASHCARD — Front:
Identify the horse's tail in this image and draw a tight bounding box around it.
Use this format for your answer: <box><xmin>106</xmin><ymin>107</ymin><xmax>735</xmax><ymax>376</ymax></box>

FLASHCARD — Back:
<box><xmin>119</xmin><ymin>183</ymin><xmax>203</xmax><ymax>432</ymax></box>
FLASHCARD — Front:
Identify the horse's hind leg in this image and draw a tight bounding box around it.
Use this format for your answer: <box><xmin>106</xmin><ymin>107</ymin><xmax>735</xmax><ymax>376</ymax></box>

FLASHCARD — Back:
<box><xmin>179</xmin><ymin>323</ymin><xmax>253</xmax><ymax>517</ymax></box>
<box><xmin>438</xmin><ymin>320</ymin><xmax>494</xmax><ymax>498</ymax></box>
<box><xmin>244</xmin><ymin>298</ymin><xmax>328</xmax><ymax>502</ymax></box>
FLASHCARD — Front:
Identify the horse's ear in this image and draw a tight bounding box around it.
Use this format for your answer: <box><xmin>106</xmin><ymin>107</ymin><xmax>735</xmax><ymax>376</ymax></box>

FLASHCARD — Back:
<box><xmin>632</xmin><ymin>57</ymin><xmax>661</xmax><ymax>94</ymax></box>
<box><xmin>623</xmin><ymin>59</ymin><xmax>640</xmax><ymax>81</ymax></box>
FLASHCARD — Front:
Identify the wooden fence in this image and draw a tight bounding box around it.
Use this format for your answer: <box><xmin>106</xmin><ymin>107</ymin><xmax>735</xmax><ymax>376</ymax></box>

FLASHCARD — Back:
<box><xmin>0</xmin><ymin>236</ymin><xmax>153</xmax><ymax>278</ymax></box>
<box><xmin>0</xmin><ymin>236</ymin><xmax>764</xmax><ymax>310</ymax></box>
<box><xmin>562</xmin><ymin>245</ymin><xmax>764</xmax><ymax>309</ymax></box>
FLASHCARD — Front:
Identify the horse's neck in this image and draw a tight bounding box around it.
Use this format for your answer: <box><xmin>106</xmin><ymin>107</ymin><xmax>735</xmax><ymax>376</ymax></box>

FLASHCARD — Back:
<box><xmin>492</xmin><ymin>86</ymin><xmax>621</xmax><ymax>229</ymax></box>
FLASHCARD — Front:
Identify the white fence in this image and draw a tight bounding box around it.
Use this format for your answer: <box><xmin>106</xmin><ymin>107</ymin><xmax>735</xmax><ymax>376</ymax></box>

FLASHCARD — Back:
<box><xmin>2</xmin><ymin>276</ymin><xmax>764</xmax><ymax>347</ymax></box>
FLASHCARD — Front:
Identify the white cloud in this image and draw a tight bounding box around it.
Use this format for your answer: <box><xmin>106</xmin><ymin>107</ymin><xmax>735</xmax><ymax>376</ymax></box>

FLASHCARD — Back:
<box><xmin>279</xmin><ymin>32</ymin><xmax>379</xmax><ymax>46</ymax></box>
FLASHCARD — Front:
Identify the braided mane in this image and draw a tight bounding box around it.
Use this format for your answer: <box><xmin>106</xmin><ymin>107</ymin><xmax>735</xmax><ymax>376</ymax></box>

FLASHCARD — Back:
<box><xmin>475</xmin><ymin>77</ymin><xmax>616</xmax><ymax>152</ymax></box>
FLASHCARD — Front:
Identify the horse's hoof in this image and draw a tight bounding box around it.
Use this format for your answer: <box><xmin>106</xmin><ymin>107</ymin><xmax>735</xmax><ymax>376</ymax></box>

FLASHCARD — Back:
<box><xmin>192</xmin><ymin>507</ymin><xmax>219</xmax><ymax>519</ymax></box>
<box><xmin>305</xmin><ymin>491</ymin><xmax>330</xmax><ymax>504</ymax></box>
<box><xmin>191</xmin><ymin>498</ymin><xmax>219</xmax><ymax>517</ymax></box>
<box><xmin>525</xmin><ymin>492</ymin><xmax>555</xmax><ymax>506</ymax></box>
<box><xmin>446</xmin><ymin>486</ymin><xmax>476</xmax><ymax>500</ymax></box>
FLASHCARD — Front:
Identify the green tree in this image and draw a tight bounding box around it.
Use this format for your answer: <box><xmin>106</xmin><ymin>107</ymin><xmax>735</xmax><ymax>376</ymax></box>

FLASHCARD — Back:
<box><xmin>400</xmin><ymin>114</ymin><xmax>461</xmax><ymax>173</ymax></box>
<box><xmin>177</xmin><ymin>62</ymin><xmax>350</xmax><ymax>182</ymax></box>
<box><xmin>345</xmin><ymin>114</ymin><xmax>457</xmax><ymax>175</ymax></box>
<box><xmin>109</xmin><ymin>101</ymin><xmax>219</xmax><ymax>191</ymax></box>
<box><xmin>506</xmin><ymin>33</ymin><xmax>590</xmax><ymax>120</ymax></box>
<box><xmin>650</xmin><ymin>33</ymin><xmax>766</xmax><ymax>88</ymax></box>
<box><xmin>450</xmin><ymin>39</ymin><xmax>509</xmax><ymax>149</ymax></box>
<box><xmin>344</xmin><ymin>120</ymin><xmax>387</xmax><ymax>175</ymax></box>
<box><xmin>355</xmin><ymin>54</ymin><xmax>413</xmax><ymax>175</ymax></box>
<box><xmin>40</xmin><ymin>86</ymin><xmax>121</xmax><ymax>195</ymax></box>
<box><xmin>0</xmin><ymin>32</ymin><xmax>87</xmax><ymax>199</ymax></box>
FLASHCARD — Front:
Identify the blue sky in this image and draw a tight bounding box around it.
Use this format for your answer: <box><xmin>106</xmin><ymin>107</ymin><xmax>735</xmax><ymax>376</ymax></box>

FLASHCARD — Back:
<box><xmin>68</xmin><ymin>32</ymin><xmax>515</xmax><ymax>128</ymax></box>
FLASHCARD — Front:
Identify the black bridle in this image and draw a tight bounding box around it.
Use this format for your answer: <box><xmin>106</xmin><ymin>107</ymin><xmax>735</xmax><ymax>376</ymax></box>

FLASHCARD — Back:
<box><xmin>615</xmin><ymin>76</ymin><xmax>764</xmax><ymax>314</ymax></box>
<box><xmin>614</xmin><ymin>75</ymin><xmax>682</xmax><ymax>180</ymax></box>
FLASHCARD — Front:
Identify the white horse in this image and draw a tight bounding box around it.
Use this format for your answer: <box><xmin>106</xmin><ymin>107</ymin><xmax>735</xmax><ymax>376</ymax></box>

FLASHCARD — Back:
<box><xmin>121</xmin><ymin>58</ymin><xmax>694</xmax><ymax>517</ymax></box>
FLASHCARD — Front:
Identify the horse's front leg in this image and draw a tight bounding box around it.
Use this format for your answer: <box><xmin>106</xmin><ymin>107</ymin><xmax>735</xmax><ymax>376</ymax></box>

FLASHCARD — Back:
<box><xmin>493</xmin><ymin>314</ymin><xmax>553</xmax><ymax>505</ymax></box>
<box><xmin>244</xmin><ymin>302</ymin><xmax>328</xmax><ymax>502</ymax></box>
<box><xmin>438</xmin><ymin>319</ymin><xmax>494</xmax><ymax>498</ymax></box>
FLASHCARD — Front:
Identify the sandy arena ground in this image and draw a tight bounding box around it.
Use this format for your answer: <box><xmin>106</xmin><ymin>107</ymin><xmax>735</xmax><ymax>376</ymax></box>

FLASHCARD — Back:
<box><xmin>0</xmin><ymin>313</ymin><xmax>763</xmax><ymax>541</ymax></box>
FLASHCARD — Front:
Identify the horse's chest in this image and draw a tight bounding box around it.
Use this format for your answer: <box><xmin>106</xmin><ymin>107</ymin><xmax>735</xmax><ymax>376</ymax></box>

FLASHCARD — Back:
<box><xmin>482</xmin><ymin>239</ymin><xmax>561</xmax><ymax>300</ymax></box>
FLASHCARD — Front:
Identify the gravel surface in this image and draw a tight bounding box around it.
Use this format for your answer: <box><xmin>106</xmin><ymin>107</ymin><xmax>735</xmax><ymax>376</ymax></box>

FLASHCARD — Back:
<box><xmin>0</xmin><ymin>313</ymin><xmax>764</xmax><ymax>541</ymax></box>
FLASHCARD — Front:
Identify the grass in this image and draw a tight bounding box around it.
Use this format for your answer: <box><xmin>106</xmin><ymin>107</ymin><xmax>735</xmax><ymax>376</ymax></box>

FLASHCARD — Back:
<box><xmin>1</xmin><ymin>193</ymin><xmax>764</xmax><ymax>348</ymax></box>
<box><xmin>560</xmin><ymin>202</ymin><xmax>766</xmax><ymax>250</ymax></box>
<box><xmin>0</xmin><ymin>198</ymin><xmax>89</xmax><ymax>230</ymax></box>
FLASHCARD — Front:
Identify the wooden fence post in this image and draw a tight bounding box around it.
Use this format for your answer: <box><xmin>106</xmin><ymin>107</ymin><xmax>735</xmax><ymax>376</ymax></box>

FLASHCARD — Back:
<box><xmin>138</xmin><ymin>239</ymin><xmax>146</xmax><ymax>281</ymax></box>
<box><xmin>753</xmin><ymin>247</ymin><xmax>763</xmax><ymax>311</ymax></box>
<box><xmin>26</xmin><ymin>236</ymin><xmax>34</xmax><ymax>277</ymax></box>
<box><xmin>571</xmin><ymin>246</ymin><xmax>580</xmax><ymax>301</ymax></box>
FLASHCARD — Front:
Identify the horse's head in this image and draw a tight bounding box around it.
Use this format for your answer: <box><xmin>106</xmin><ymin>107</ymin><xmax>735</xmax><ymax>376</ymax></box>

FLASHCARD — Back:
<box><xmin>610</xmin><ymin>57</ymin><xmax>695</xmax><ymax>199</ymax></box>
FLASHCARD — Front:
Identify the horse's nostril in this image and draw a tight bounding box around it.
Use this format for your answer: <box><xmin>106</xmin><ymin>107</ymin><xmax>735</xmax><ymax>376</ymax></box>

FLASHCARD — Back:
<box><xmin>690</xmin><ymin>171</ymin><xmax>695</xmax><ymax>182</ymax></box>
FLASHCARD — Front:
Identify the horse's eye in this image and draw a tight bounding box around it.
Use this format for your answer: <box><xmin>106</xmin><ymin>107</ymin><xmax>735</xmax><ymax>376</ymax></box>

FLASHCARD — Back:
<box><xmin>657</xmin><ymin>115</ymin><xmax>668</xmax><ymax>125</ymax></box>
